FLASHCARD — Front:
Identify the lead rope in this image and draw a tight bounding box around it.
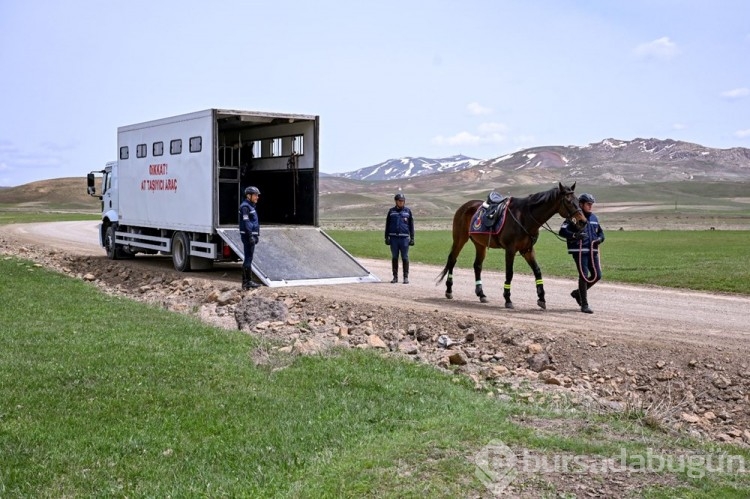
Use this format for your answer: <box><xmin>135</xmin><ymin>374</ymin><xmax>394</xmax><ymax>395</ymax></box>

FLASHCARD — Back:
<box><xmin>577</xmin><ymin>238</ymin><xmax>601</xmax><ymax>284</ymax></box>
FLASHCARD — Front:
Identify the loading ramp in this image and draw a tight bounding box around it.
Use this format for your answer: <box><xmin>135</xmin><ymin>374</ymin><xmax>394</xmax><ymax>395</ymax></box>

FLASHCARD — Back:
<box><xmin>217</xmin><ymin>227</ymin><xmax>380</xmax><ymax>287</ymax></box>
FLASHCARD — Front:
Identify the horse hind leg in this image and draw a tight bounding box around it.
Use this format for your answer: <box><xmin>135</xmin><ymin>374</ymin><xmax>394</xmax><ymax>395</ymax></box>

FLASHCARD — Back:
<box><xmin>473</xmin><ymin>243</ymin><xmax>489</xmax><ymax>303</ymax></box>
<box><xmin>440</xmin><ymin>232</ymin><xmax>471</xmax><ymax>300</ymax></box>
<box><xmin>439</xmin><ymin>249</ymin><xmax>459</xmax><ymax>299</ymax></box>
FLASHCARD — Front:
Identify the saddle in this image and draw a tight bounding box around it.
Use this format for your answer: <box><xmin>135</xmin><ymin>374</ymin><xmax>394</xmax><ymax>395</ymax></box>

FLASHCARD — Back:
<box><xmin>470</xmin><ymin>192</ymin><xmax>509</xmax><ymax>235</ymax></box>
<box><xmin>483</xmin><ymin>191</ymin><xmax>505</xmax><ymax>220</ymax></box>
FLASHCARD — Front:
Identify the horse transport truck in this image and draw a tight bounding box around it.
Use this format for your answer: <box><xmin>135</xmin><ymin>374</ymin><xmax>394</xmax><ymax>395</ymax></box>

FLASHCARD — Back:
<box><xmin>86</xmin><ymin>108</ymin><xmax>378</xmax><ymax>287</ymax></box>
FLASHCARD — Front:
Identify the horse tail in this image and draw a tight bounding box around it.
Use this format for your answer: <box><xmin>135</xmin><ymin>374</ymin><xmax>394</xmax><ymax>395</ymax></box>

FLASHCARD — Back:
<box><xmin>436</xmin><ymin>256</ymin><xmax>452</xmax><ymax>284</ymax></box>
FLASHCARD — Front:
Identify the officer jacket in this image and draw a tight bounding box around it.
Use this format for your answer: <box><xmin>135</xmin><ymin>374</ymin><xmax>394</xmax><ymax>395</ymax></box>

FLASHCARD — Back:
<box><xmin>239</xmin><ymin>200</ymin><xmax>260</xmax><ymax>236</ymax></box>
<box><xmin>559</xmin><ymin>212</ymin><xmax>604</xmax><ymax>254</ymax></box>
<box><xmin>385</xmin><ymin>206</ymin><xmax>415</xmax><ymax>239</ymax></box>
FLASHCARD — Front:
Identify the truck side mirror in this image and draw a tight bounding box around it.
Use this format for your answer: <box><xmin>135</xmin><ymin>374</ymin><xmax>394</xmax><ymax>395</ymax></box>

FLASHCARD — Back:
<box><xmin>86</xmin><ymin>173</ymin><xmax>98</xmax><ymax>197</ymax></box>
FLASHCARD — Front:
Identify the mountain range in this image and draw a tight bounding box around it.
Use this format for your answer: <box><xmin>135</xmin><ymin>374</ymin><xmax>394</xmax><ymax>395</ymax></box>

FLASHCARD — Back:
<box><xmin>332</xmin><ymin>138</ymin><xmax>750</xmax><ymax>186</ymax></box>
<box><xmin>335</xmin><ymin>155</ymin><xmax>482</xmax><ymax>181</ymax></box>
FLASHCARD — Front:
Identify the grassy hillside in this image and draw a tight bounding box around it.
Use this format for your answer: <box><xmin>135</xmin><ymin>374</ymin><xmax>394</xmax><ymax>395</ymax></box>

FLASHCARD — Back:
<box><xmin>0</xmin><ymin>177</ymin><xmax>100</xmax><ymax>211</ymax></box>
<box><xmin>3</xmin><ymin>176</ymin><xmax>750</xmax><ymax>230</ymax></box>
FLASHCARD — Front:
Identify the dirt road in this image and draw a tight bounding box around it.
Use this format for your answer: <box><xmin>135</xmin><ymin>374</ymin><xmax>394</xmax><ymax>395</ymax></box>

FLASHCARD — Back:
<box><xmin>8</xmin><ymin>220</ymin><xmax>750</xmax><ymax>352</ymax></box>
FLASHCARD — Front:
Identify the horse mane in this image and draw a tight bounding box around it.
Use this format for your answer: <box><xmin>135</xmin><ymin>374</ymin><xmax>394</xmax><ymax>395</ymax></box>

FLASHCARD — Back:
<box><xmin>517</xmin><ymin>185</ymin><xmax>561</xmax><ymax>209</ymax></box>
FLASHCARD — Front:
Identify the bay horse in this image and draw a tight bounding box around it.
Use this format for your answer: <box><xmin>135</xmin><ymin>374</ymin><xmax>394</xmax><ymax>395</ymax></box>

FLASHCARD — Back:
<box><xmin>436</xmin><ymin>182</ymin><xmax>587</xmax><ymax>309</ymax></box>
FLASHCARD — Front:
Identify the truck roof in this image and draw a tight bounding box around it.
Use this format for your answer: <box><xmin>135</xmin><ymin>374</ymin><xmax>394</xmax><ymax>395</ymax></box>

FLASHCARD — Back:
<box><xmin>118</xmin><ymin>108</ymin><xmax>319</xmax><ymax>133</ymax></box>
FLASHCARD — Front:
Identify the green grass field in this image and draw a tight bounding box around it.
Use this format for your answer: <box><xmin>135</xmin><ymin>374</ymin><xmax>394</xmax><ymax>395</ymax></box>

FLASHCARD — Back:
<box><xmin>0</xmin><ymin>209</ymin><xmax>99</xmax><ymax>225</ymax></box>
<box><xmin>2</xmin><ymin>257</ymin><xmax>749</xmax><ymax>497</ymax></box>
<box><xmin>325</xmin><ymin>229</ymin><xmax>750</xmax><ymax>295</ymax></box>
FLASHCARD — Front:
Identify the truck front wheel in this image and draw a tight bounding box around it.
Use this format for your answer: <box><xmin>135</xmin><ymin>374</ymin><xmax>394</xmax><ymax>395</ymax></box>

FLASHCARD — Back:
<box><xmin>105</xmin><ymin>225</ymin><xmax>119</xmax><ymax>260</ymax></box>
<box><xmin>172</xmin><ymin>232</ymin><xmax>192</xmax><ymax>272</ymax></box>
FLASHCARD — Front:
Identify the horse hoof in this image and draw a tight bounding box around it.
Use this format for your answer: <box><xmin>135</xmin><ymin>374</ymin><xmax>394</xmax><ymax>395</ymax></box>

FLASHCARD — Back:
<box><xmin>505</xmin><ymin>302</ymin><xmax>514</xmax><ymax>309</ymax></box>
<box><xmin>480</xmin><ymin>296</ymin><xmax>488</xmax><ymax>303</ymax></box>
<box><xmin>538</xmin><ymin>300</ymin><xmax>546</xmax><ymax>310</ymax></box>
<box><xmin>446</xmin><ymin>292</ymin><xmax>453</xmax><ymax>299</ymax></box>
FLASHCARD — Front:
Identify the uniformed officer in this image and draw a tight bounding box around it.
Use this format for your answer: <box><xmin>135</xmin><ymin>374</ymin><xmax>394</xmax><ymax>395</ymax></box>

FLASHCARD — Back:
<box><xmin>239</xmin><ymin>186</ymin><xmax>261</xmax><ymax>290</ymax></box>
<box><xmin>559</xmin><ymin>193</ymin><xmax>605</xmax><ymax>313</ymax></box>
<box><xmin>384</xmin><ymin>193</ymin><xmax>415</xmax><ymax>284</ymax></box>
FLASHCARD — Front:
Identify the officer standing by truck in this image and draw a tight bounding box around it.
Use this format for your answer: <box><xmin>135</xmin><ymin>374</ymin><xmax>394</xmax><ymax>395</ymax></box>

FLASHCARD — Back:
<box><xmin>385</xmin><ymin>193</ymin><xmax>415</xmax><ymax>284</ymax></box>
<box><xmin>239</xmin><ymin>186</ymin><xmax>261</xmax><ymax>289</ymax></box>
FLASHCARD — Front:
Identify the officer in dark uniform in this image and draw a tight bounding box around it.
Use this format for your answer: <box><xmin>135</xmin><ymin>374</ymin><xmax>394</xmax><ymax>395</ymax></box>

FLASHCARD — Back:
<box><xmin>385</xmin><ymin>193</ymin><xmax>415</xmax><ymax>283</ymax></box>
<box><xmin>239</xmin><ymin>186</ymin><xmax>261</xmax><ymax>290</ymax></box>
<box><xmin>559</xmin><ymin>193</ymin><xmax>605</xmax><ymax>313</ymax></box>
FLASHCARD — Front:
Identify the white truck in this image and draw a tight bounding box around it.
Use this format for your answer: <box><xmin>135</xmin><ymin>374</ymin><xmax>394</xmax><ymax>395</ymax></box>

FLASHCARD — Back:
<box><xmin>87</xmin><ymin>108</ymin><xmax>378</xmax><ymax>287</ymax></box>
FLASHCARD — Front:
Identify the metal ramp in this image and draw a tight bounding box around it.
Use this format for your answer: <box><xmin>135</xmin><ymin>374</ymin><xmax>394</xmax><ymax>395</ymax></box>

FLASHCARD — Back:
<box><xmin>216</xmin><ymin>227</ymin><xmax>380</xmax><ymax>287</ymax></box>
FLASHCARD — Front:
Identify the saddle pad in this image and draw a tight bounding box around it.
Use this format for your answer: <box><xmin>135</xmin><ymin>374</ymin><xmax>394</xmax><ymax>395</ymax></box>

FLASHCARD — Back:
<box><xmin>469</xmin><ymin>201</ymin><xmax>509</xmax><ymax>235</ymax></box>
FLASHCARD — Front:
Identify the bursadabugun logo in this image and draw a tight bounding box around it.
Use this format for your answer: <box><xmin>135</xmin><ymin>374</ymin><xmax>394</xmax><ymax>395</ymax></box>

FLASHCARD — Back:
<box><xmin>474</xmin><ymin>439</ymin><xmax>517</xmax><ymax>495</ymax></box>
<box><xmin>473</xmin><ymin>439</ymin><xmax>747</xmax><ymax>496</ymax></box>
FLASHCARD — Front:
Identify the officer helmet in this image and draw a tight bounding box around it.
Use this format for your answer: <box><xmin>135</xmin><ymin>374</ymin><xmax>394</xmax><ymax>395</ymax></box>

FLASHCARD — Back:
<box><xmin>394</xmin><ymin>193</ymin><xmax>405</xmax><ymax>201</ymax></box>
<box><xmin>245</xmin><ymin>186</ymin><xmax>261</xmax><ymax>196</ymax></box>
<box><xmin>578</xmin><ymin>193</ymin><xmax>595</xmax><ymax>204</ymax></box>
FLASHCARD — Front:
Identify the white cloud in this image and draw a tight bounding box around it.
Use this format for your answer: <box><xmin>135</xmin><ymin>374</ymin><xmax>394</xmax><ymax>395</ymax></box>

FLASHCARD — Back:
<box><xmin>432</xmin><ymin>131</ymin><xmax>482</xmax><ymax>147</ymax></box>
<box><xmin>721</xmin><ymin>88</ymin><xmax>750</xmax><ymax>99</ymax></box>
<box><xmin>467</xmin><ymin>102</ymin><xmax>492</xmax><ymax>115</ymax></box>
<box><xmin>633</xmin><ymin>37</ymin><xmax>679</xmax><ymax>60</ymax></box>
<box><xmin>432</xmin><ymin>124</ymin><xmax>509</xmax><ymax>147</ymax></box>
<box><xmin>735</xmin><ymin>129</ymin><xmax>750</xmax><ymax>138</ymax></box>
<box><xmin>672</xmin><ymin>123</ymin><xmax>687</xmax><ymax>130</ymax></box>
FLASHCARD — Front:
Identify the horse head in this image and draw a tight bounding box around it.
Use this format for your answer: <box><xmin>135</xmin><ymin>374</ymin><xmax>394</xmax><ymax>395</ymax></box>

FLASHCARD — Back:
<box><xmin>558</xmin><ymin>182</ymin><xmax>587</xmax><ymax>231</ymax></box>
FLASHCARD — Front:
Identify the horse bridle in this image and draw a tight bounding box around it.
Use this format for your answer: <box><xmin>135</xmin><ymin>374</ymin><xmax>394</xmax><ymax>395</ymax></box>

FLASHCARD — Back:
<box><xmin>560</xmin><ymin>191</ymin><xmax>583</xmax><ymax>220</ymax></box>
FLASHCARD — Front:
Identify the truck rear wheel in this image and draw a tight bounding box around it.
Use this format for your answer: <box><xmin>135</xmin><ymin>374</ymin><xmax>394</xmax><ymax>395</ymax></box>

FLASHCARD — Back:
<box><xmin>172</xmin><ymin>231</ymin><xmax>192</xmax><ymax>272</ymax></box>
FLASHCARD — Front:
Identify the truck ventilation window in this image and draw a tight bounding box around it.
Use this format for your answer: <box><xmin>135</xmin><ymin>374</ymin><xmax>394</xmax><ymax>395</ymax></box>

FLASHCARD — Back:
<box><xmin>293</xmin><ymin>135</ymin><xmax>304</xmax><ymax>155</ymax></box>
<box><xmin>119</xmin><ymin>146</ymin><xmax>129</xmax><ymax>160</ymax></box>
<box><xmin>189</xmin><ymin>136</ymin><xmax>202</xmax><ymax>153</ymax></box>
<box><xmin>170</xmin><ymin>139</ymin><xmax>182</xmax><ymax>155</ymax></box>
<box><xmin>136</xmin><ymin>144</ymin><xmax>147</xmax><ymax>158</ymax></box>
<box><xmin>153</xmin><ymin>141</ymin><xmax>164</xmax><ymax>156</ymax></box>
<box><xmin>271</xmin><ymin>138</ymin><xmax>282</xmax><ymax>157</ymax></box>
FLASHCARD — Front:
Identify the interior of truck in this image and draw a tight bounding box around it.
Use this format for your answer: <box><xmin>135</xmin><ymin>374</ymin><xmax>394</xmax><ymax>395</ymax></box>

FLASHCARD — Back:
<box><xmin>215</xmin><ymin>112</ymin><xmax>318</xmax><ymax>228</ymax></box>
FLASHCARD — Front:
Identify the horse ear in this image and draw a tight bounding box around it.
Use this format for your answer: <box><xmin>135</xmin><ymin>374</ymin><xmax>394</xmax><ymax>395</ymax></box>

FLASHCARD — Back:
<box><xmin>571</xmin><ymin>182</ymin><xmax>576</xmax><ymax>191</ymax></box>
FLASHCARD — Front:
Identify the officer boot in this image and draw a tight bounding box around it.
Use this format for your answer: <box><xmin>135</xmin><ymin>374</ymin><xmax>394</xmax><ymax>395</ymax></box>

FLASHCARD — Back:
<box><xmin>243</xmin><ymin>268</ymin><xmax>260</xmax><ymax>290</ymax></box>
<box><xmin>246</xmin><ymin>268</ymin><xmax>260</xmax><ymax>289</ymax></box>
<box><xmin>579</xmin><ymin>278</ymin><xmax>593</xmax><ymax>314</ymax></box>
<box><xmin>390</xmin><ymin>258</ymin><xmax>399</xmax><ymax>283</ymax></box>
<box><xmin>402</xmin><ymin>260</ymin><xmax>409</xmax><ymax>284</ymax></box>
<box><xmin>241</xmin><ymin>268</ymin><xmax>250</xmax><ymax>290</ymax></box>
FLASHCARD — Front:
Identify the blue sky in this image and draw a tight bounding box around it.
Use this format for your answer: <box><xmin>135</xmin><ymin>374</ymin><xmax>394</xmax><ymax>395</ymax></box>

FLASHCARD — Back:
<box><xmin>1</xmin><ymin>0</ymin><xmax>749</xmax><ymax>186</ymax></box>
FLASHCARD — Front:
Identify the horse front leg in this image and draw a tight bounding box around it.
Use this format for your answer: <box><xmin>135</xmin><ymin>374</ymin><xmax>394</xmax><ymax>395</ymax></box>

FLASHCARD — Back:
<box><xmin>522</xmin><ymin>249</ymin><xmax>546</xmax><ymax>310</ymax></box>
<box><xmin>503</xmin><ymin>250</ymin><xmax>515</xmax><ymax>309</ymax></box>
<box><xmin>473</xmin><ymin>245</ymin><xmax>488</xmax><ymax>303</ymax></box>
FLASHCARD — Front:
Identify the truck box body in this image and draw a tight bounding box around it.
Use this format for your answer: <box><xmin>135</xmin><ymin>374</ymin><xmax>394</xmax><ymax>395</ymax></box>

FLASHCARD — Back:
<box><xmin>88</xmin><ymin>109</ymin><xmax>378</xmax><ymax>286</ymax></box>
